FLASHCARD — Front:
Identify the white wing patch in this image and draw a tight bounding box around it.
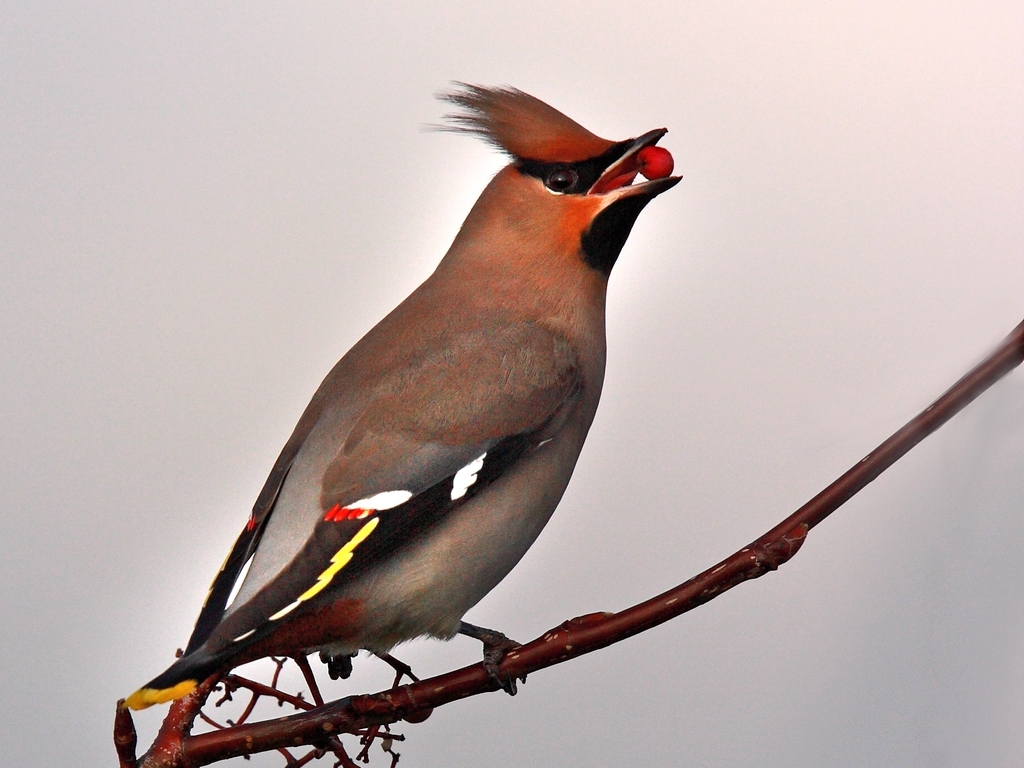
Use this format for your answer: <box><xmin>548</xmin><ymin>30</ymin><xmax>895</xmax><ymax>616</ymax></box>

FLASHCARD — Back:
<box><xmin>346</xmin><ymin>490</ymin><xmax>413</xmax><ymax>511</ymax></box>
<box><xmin>325</xmin><ymin>489</ymin><xmax>413</xmax><ymax>522</ymax></box>
<box><xmin>451</xmin><ymin>453</ymin><xmax>487</xmax><ymax>500</ymax></box>
<box><xmin>224</xmin><ymin>554</ymin><xmax>254</xmax><ymax>609</ymax></box>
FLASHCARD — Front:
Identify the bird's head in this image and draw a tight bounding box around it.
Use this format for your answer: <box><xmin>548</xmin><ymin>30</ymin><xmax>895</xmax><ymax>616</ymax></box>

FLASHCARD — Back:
<box><xmin>438</xmin><ymin>84</ymin><xmax>680</xmax><ymax>277</ymax></box>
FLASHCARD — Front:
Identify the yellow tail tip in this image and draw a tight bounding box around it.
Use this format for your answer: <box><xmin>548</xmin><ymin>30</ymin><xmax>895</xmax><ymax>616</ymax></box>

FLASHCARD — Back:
<box><xmin>124</xmin><ymin>679</ymin><xmax>198</xmax><ymax>710</ymax></box>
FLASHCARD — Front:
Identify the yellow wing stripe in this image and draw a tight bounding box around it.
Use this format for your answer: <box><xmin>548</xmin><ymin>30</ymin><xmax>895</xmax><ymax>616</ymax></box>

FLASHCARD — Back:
<box><xmin>199</xmin><ymin>548</ymin><xmax>236</xmax><ymax>609</ymax></box>
<box><xmin>297</xmin><ymin>517</ymin><xmax>379</xmax><ymax>604</ymax></box>
<box><xmin>125</xmin><ymin>519</ymin><xmax>380</xmax><ymax>711</ymax></box>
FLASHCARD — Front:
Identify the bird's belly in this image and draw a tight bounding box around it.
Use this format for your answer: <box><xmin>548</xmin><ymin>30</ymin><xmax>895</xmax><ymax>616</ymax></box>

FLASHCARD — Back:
<box><xmin>329</xmin><ymin>428</ymin><xmax>587</xmax><ymax>654</ymax></box>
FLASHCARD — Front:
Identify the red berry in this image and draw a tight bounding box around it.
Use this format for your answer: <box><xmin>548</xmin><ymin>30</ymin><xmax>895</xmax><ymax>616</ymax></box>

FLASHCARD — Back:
<box><xmin>637</xmin><ymin>145</ymin><xmax>674</xmax><ymax>180</ymax></box>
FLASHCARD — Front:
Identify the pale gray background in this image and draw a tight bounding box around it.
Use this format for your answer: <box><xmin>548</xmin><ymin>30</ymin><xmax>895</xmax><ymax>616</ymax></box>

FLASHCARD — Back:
<box><xmin>2</xmin><ymin>2</ymin><xmax>1023</xmax><ymax>766</ymax></box>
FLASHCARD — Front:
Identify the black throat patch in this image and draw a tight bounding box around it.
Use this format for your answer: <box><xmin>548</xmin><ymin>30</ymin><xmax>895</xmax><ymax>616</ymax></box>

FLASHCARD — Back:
<box><xmin>580</xmin><ymin>195</ymin><xmax>655</xmax><ymax>277</ymax></box>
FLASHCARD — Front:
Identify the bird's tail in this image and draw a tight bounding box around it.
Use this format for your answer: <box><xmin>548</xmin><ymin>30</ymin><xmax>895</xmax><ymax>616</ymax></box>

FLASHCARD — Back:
<box><xmin>123</xmin><ymin>646</ymin><xmax>225</xmax><ymax>710</ymax></box>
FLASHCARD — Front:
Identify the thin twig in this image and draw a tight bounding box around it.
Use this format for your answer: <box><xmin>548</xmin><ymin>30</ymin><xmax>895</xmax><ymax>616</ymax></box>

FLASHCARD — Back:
<box><xmin>293</xmin><ymin>655</ymin><xmax>326</xmax><ymax>707</ymax></box>
<box><xmin>226</xmin><ymin>673</ymin><xmax>314</xmax><ymax>711</ymax></box>
<box><xmin>328</xmin><ymin>738</ymin><xmax>360</xmax><ymax>768</ymax></box>
<box><xmin>114</xmin><ymin>700</ymin><xmax>139</xmax><ymax>768</ymax></box>
<box><xmin>197</xmin><ymin>711</ymin><xmax>227</xmax><ymax>731</ymax></box>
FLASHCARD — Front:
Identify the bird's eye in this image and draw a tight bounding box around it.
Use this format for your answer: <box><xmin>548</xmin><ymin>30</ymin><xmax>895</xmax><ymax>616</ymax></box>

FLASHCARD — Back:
<box><xmin>545</xmin><ymin>169</ymin><xmax>578</xmax><ymax>193</ymax></box>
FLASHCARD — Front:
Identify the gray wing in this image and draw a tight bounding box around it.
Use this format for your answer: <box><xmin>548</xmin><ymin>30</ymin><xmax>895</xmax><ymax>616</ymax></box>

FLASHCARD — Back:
<box><xmin>189</xmin><ymin>320</ymin><xmax>582</xmax><ymax>654</ymax></box>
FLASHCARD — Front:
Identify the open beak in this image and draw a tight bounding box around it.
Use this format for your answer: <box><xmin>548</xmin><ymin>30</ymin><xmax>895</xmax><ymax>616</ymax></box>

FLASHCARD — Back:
<box><xmin>587</xmin><ymin>128</ymin><xmax>681</xmax><ymax>199</ymax></box>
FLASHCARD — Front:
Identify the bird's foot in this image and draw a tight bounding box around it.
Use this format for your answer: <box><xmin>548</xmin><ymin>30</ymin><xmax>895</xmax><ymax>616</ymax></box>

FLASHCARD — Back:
<box><xmin>458</xmin><ymin>621</ymin><xmax>526</xmax><ymax>695</ymax></box>
<box><xmin>318</xmin><ymin>649</ymin><xmax>355</xmax><ymax>680</ymax></box>
<box><xmin>374</xmin><ymin>652</ymin><xmax>420</xmax><ymax>688</ymax></box>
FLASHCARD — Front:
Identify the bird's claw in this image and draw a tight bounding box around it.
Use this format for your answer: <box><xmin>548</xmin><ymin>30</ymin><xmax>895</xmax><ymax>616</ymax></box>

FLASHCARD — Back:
<box><xmin>482</xmin><ymin>641</ymin><xmax>521</xmax><ymax>695</ymax></box>
<box><xmin>458</xmin><ymin>621</ymin><xmax>526</xmax><ymax>696</ymax></box>
<box><xmin>318</xmin><ymin>650</ymin><xmax>355</xmax><ymax>680</ymax></box>
<box><xmin>376</xmin><ymin>652</ymin><xmax>419</xmax><ymax>688</ymax></box>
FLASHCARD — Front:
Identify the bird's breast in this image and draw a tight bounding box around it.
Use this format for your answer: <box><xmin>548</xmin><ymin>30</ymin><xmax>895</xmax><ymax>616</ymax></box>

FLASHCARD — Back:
<box><xmin>329</xmin><ymin>392</ymin><xmax>601</xmax><ymax>652</ymax></box>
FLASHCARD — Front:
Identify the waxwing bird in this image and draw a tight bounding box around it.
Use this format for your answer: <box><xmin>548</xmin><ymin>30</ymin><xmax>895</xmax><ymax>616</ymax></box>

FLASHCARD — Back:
<box><xmin>125</xmin><ymin>84</ymin><xmax>680</xmax><ymax>710</ymax></box>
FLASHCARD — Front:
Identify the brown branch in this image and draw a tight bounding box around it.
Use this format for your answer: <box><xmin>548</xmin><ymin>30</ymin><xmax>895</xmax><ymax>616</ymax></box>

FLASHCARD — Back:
<box><xmin>225</xmin><ymin>673</ymin><xmax>314</xmax><ymax>712</ymax></box>
<box><xmin>114</xmin><ymin>700</ymin><xmax>138</xmax><ymax>768</ymax></box>
<box><xmin>125</xmin><ymin>318</ymin><xmax>1024</xmax><ymax>766</ymax></box>
<box><xmin>292</xmin><ymin>655</ymin><xmax>325</xmax><ymax>707</ymax></box>
<box><xmin>135</xmin><ymin>676</ymin><xmax>221</xmax><ymax>767</ymax></box>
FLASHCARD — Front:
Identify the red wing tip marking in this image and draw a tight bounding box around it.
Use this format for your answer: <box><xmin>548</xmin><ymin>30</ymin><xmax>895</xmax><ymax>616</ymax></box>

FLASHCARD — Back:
<box><xmin>323</xmin><ymin>490</ymin><xmax>412</xmax><ymax>522</ymax></box>
<box><xmin>325</xmin><ymin>505</ymin><xmax>374</xmax><ymax>522</ymax></box>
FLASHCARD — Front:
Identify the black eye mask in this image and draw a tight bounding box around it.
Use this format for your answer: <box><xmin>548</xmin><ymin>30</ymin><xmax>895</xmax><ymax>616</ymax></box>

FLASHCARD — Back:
<box><xmin>515</xmin><ymin>141</ymin><xmax>632</xmax><ymax>195</ymax></box>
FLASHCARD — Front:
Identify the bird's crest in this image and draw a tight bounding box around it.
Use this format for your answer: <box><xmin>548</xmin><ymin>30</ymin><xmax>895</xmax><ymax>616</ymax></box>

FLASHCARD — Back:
<box><xmin>437</xmin><ymin>84</ymin><xmax>615</xmax><ymax>163</ymax></box>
